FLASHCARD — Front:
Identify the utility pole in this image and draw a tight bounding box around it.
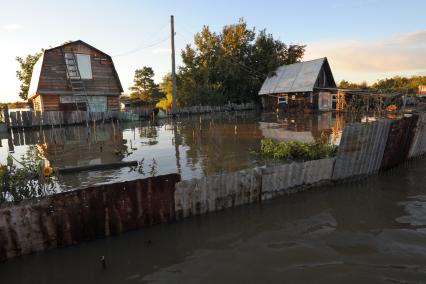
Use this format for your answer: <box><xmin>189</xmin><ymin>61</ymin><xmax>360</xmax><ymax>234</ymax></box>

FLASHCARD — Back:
<box><xmin>170</xmin><ymin>15</ymin><xmax>177</xmax><ymax>113</ymax></box>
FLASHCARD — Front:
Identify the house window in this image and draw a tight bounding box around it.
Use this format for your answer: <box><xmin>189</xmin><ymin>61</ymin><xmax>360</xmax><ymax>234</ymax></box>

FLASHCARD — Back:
<box><xmin>76</xmin><ymin>54</ymin><xmax>92</xmax><ymax>79</ymax></box>
<box><xmin>64</xmin><ymin>53</ymin><xmax>93</xmax><ymax>79</ymax></box>
<box><xmin>278</xmin><ymin>96</ymin><xmax>287</xmax><ymax>104</ymax></box>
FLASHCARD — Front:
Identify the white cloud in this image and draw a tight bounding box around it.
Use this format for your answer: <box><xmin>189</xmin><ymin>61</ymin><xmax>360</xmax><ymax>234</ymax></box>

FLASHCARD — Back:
<box><xmin>305</xmin><ymin>30</ymin><xmax>426</xmax><ymax>82</ymax></box>
<box><xmin>1</xmin><ymin>24</ymin><xmax>24</xmax><ymax>31</ymax></box>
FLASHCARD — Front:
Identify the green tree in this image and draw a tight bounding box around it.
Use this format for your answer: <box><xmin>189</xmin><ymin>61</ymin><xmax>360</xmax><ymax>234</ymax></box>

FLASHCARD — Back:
<box><xmin>15</xmin><ymin>50</ymin><xmax>43</xmax><ymax>100</ymax></box>
<box><xmin>177</xmin><ymin>19</ymin><xmax>305</xmax><ymax>106</ymax></box>
<box><xmin>129</xmin><ymin>67</ymin><xmax>164</xmax><ymax>105</ymax></box>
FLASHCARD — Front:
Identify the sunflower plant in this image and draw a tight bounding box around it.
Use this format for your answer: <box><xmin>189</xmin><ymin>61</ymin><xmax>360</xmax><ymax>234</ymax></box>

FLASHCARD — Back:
<box><xmin>0</xmin><ymin>146</ymin><xmax>56</xmax><ymax>203</ymax></box>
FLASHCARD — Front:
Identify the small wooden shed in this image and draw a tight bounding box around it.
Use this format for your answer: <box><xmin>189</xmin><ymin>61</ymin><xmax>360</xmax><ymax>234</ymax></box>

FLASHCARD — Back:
<box><xmin>28</xmin><ymin>40</ymin><xmax>123</xmax><ymax>112</ymax></box>
<box><xmin>258</xmin><ymin>58</ymin><xmax>336</xmax><ymax>112</ymax></box>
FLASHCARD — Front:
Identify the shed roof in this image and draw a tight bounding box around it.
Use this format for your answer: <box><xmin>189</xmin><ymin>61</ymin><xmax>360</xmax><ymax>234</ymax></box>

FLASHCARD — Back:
<box><xmin>46</xmin><ymin>40</ymin><xmax>111</xmax><ymax>57</ymax></box>
<box><xmin>258</xmin><ymin>57</ymin><xmax>335</xmax><ymax>95</ymax></box>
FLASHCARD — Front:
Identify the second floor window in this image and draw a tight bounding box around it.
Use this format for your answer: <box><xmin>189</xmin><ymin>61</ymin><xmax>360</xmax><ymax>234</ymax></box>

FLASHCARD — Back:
<box><xmin>65</xmin><ymin>53</ymin><xmax>93</xmax><ymax>79</ymax></box>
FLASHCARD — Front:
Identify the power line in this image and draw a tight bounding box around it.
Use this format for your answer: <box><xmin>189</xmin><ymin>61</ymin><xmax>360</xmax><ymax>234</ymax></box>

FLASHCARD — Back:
<box><xmin>221</xmin><ymin>55</ymin><xmax>266</xmax><ymax>79</ymax></box>
<box><xmin>112</xmin><ymin>21</ymin><xmax>169</xmax><ymax>57</ymax></box>
<box><xmin>113</xmin><ymin>35</ymin><xmax>170</xmax><ymax>57</ymax></box>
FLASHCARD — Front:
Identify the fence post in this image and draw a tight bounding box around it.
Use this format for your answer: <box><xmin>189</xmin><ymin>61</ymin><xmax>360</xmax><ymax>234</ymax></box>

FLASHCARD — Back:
<box><xmin>3</xmin><ymin>106</ymin><xmax>9</xmax><ymax>129</ymax></box>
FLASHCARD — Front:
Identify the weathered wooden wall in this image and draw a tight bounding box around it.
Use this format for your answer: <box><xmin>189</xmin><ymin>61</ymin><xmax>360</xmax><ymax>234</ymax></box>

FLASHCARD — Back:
<box><xmin>39</xmin><ymin>42</ymin><xmax>122</xmax><ymax>95</ymax></box>
<box><xmin>107</xmin><ymin>96</ymin><xmax>119</xmax><ymax>111</ymax></box>
<box><xmin>40</xmin><ymin>94</ymin><xmax>60</xmax><ymax>111</ymax></box>
<box><xmin>260</xmin><ymin>94</ymin><xmax>316</xmax><ymax>112</ymax></box>
<box><xmin>33</xmin><ymin>41</ymin><xmax>122</xmax><ymax>112</ymax></box>
<box><xmin>261</xmin><ymin>95</ymin><xmax>279</xmax><ymax>110</ymax></box>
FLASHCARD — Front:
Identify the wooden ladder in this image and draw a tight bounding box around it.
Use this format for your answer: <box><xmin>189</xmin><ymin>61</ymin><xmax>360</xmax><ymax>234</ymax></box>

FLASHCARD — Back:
<box><xmin>62</xmin><ymin>50</ymin><xmax>91</xmax><ymax>114</ymax></box>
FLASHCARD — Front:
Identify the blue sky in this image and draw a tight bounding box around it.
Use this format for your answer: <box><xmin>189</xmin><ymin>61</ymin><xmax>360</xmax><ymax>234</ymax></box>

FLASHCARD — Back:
<box><xmin>1</xmin><ymin>0</ymin><xmax>426</xmax><ymax>102</ymax></box>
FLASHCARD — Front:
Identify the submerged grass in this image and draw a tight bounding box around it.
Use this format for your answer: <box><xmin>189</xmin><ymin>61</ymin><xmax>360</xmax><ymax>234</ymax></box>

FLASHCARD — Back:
<box><xmin>260</xmin><ymin>134</ymin><xmax>338</xmax><ymax>161</ymax></box>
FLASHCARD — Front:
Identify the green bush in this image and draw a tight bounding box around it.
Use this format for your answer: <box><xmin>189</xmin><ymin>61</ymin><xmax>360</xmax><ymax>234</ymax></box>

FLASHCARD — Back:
<box><xmin>260</xmin><ymin>134</ymin><xmax>338</xmax><ymax>161</ymax></box>
<box><xmin>0</xmin><ymin>146</ymin><xmax>55</xmax><ymax>203</ymax></box>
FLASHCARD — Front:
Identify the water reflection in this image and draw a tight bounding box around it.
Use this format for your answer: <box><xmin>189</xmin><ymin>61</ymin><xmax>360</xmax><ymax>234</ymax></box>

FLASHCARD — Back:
<box><xmin>0</xmin><ymin>111</ymin><xmax>361</xmax><ymax>189</ymax></box>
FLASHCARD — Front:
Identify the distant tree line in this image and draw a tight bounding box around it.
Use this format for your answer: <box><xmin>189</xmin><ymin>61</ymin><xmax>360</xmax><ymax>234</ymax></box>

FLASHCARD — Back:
<box><xmin>339</xmin><ymin>76</ymin><xmax>426</xmax><ymax>93</ymax></box>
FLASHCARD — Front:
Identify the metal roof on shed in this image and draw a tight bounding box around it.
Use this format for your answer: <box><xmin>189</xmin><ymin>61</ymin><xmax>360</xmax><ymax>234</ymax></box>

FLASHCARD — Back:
<box><xmin>258</xmin><ymin>58</ymin><xmax>332</xmax><ymax>95</ymax></box>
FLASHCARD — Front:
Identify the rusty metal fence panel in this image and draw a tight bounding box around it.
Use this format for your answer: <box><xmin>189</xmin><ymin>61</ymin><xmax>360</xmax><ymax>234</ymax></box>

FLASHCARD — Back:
<box><xmin>381</xmin><ymin>116</ymin><xmax>418</xmax><ymax>169</ymax></box>
<box><xmin>0</xmin><ymin>174</ymin><xmax>180</xmax><ymax>261</ymax></box>
<box><xmin>409</xmin><ymin>113</ymin><xmax>426</xmax><ymax>158</ymax></box>
<box><xmin>332</xmin><ymin>120</ymin><xmax>391</xmax><ymax>180</ymax></box>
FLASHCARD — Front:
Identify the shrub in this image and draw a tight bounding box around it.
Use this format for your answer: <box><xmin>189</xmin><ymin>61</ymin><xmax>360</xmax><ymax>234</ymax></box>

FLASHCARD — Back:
<box><xmin>0</xmin><ymin>146</ymin><xmax>55</xmax><ymax>203</ymax></box>
<box><xmin>260</xmin><ymin>134</ymin><xmax>338</xmax><ymax>161</ymax></box>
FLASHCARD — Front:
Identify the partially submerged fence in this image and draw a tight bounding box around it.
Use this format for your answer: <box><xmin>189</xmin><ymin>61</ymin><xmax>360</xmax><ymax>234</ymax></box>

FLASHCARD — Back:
<box><xmin>7</xmin><ymin>110</ymin><xmax>120</xmax><ymax>128</ymax></box>
<box><xmin>170</xmin><ymin>102</ymin><xmax>257</xmax><ymax>115</ymax></box>
<box><xmin>2</xmin><ymin>112</ymin><xmax>426</xmax><ymax>261</ymax></box>
<box><xmin>0</xmin><ymin>174</ymin><xmax>180</xmax><ymax>261</ymax></box>
<box><xmin>5</xmin><ymin>103</ymin><xmax>257</xmax><ymax>129</ymax></box>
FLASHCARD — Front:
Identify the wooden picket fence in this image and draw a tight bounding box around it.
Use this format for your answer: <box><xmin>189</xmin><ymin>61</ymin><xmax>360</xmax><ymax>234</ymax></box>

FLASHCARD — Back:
<box><xmin>170</xmin><ymin>102</ymin><xmax>257</xmax><ymax>115</ymax></box>
<box><xmin>8</xmin><ymin>110</ymin><xmax>120</xmax><ymax>129</ymax></box>
<box><xmin>6</xmin><ymin>103</ymin><xmax>258</xmax><ymax>129</ymax></box>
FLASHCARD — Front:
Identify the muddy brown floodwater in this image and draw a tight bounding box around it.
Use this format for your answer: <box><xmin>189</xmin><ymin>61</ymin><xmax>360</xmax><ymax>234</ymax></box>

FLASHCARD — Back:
<box><xmin>0</xmin><ymin>111</ymin><xmax>356</xmax><ymax>191</ymax></box>
<box><xmin>1</xmin><ymin>156</ymin><xmax>426</xmax><ymax>283</ymax></box>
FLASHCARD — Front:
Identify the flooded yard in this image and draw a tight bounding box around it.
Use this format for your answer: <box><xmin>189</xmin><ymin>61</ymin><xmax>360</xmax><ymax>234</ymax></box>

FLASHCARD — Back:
<box><xmin>1</xmin><ymin>154</ymin><xmax>425</xmax><ymax>283</ymax></box>
<box><xmin>1</xmin><ymin>111</ymin><xmax>359</xmax><ymax>190</ymax></box>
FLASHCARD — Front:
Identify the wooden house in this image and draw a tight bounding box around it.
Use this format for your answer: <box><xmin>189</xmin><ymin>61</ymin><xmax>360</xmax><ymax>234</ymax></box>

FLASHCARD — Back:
<box><xmin>28</xmin><ymin>40</ymin><xmax>123</xmax><ymax>112</ymax></box>
<box><xmin>258</xmin><ymin>58</ymin><xmax>337</xmax><ymax>111</ymax></box>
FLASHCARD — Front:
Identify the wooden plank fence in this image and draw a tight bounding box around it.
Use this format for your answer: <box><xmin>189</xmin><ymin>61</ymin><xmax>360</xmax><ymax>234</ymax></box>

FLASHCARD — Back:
<box><xmin>170</xmin><ymin>102</ymin><xmax>257</xmax><ymax>115</ymax></box>
<box><xmin>6</xmin><ymin>103</ymin><xmax>257</xmax><ymax>128</ymax></box>
<box><xmin>124</xmin><ymin>103</ymin><xmax>257</xmax><ymax>117</ymax></box>
<box><xmin>7</xmin><ymin>111</ymin><xmax>120</xmax><ymax>129</ymax></box>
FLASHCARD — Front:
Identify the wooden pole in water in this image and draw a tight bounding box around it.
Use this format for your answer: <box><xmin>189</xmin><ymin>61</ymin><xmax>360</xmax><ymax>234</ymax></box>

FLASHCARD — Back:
<box><xmin>170</xmin><ymin>15</ymin><xmax>177</xmax><ymax>113</ymax></box>
<box><xmin>3</xmin><ymin>106</ymin><xmax>9</xmax><ymax>129</ymax></box>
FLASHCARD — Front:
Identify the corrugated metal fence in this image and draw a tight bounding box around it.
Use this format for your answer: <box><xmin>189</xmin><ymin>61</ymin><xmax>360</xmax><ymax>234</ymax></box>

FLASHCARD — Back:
<box><xmin>175</xmin><ymin>113</ymin><xmax>426</xmax><ymax>215</ymax></box>
<box><xmin>0</xmin><ymin>174</ymin><xmax>180</xmax><ymax>261</ymax></box>
<box><xmin>332</xmin><ymin>119</ymin><xmax>392</xmax><ymax>180</ymax></box>
<box><xmin>409</xmin><ymin>113</ymin><xmax>426</xmax><ymax>158</ymax></box>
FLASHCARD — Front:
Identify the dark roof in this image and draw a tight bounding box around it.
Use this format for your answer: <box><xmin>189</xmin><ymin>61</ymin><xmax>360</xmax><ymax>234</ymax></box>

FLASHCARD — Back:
<box><xmin>258</xmin><ymin>57</ymin><xmax>336</xmax><ymax>95</ymax></box>
<box><xmin>46</xmin><ymin>40</ymin><xmax>112</xmax><ymax>58</ymax></box>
